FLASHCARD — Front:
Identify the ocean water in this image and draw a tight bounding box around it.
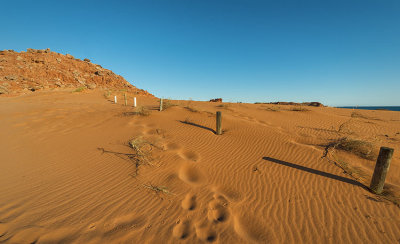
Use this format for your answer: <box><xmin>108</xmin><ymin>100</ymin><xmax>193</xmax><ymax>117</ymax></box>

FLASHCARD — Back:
<box><xmin>338</xmin><ymin>106</ymin><xmax>400</xmax><ymax>112</ymax></box>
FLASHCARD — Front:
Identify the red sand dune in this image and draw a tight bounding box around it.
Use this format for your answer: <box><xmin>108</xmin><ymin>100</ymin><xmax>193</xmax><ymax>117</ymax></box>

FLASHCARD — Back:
<box><xmin>1</xmin><ymin>52</ymin><xmax>400</xmax><ymax>243</ymax></box>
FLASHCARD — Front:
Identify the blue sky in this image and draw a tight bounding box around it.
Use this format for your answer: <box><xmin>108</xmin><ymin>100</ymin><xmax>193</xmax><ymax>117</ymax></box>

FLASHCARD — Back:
<box><xmin>1</xmin><ymin>0</ymin><xmax>399</xmax><ymax>106</ymax></box>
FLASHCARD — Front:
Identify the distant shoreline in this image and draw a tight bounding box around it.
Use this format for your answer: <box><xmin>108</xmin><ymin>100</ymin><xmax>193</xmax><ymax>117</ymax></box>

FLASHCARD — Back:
<box><xmin>338</xmin><ymin>106</ymin><xmax>400</xmax><ymax>112</ymax></box>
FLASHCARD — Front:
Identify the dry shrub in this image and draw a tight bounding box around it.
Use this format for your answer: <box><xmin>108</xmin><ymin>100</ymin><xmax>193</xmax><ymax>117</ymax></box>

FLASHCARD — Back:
<box><xmin>143</xmin><ymin>184</ymin><xmax>173</xmax><ymax>195</ymax></box>
<box><xmin>128</xmin><ymin>136</ymin><xmax>155</xmax><ymax>176</ymax></box>
<box><xmin>351</xmin><ymin>111</ymin><xmax>369</xmax><ymax>119</ymax></box>
<box><xmin>103</xmin><ymin>90</ymin><xmax>111</xmax><ymax>99</ymax></box>
<box><xmin>123</xmin><ymin>106</ymin><xmax>151</xmax><ymax>116</ymax></box>
<box><xmin>290</xmin><ymin>106</ymin><xmax>310</xmax><ymax>112</ymax></box>
<box><xmin>264</xmin><ymin>107</ymin><xmax>280</xmax><ymax>112</ymax></box>
<box><xmin>98</xmin><ymin>136</ymin><xmax>156</xmax><ymax>178</ymax></box>
<box><xmin>163</xmin><ymin>99</ymin><xmax>177</xmax><ymax>110</ymax></box>
<box><xmin>351</xmin><ymin>111</ymin><xmax>381</xmax><ymax>121</ymax></box>
<box><xmin>184</xmin><ymin>105</ymin><xmax>199</xmax><ymax>113</ymax></box>
<box><xmin>216</xmin><ymin>104</ymin><xmax>229</xmax><ymax>108</ymax></box>
<box><xmin>334</xmin><ymin>137</ymin><xmax>377</xmax><ymax>160</ymax></box>
<box><xmin>216</xmin><ymin>103</ymin><xmax>234</xmax><ymax>112</ymax></box>
<box><xmin>73</xmin><ymin>86</ymin><xmax>86</xmax><ymax>92</ymax></box>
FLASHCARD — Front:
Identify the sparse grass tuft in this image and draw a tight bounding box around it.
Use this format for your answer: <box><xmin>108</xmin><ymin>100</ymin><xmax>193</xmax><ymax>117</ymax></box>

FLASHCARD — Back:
<box><xmin>183</xmin><ymin>100</ymin><xmax>200</xmax><ymax>113</ymax></box>
<box><xmin>351</xmin><ymin>111</ymin><xmax>381</xmax><ymax>121</ymax></box>
<box><xmin>216</xmin><ymin>103</ymin><xmax>234</xmax><ymax>112</ymax></box>
<box><xmin>260</xmin><ymin>105</ymin><xmax>308</xmax><ymax>112</ymax></box>
<box><xmin>216</xmin><ymin>104</ymin><xmax>229</xmax><ymax>108</ymax></box>
<box><xmin>264</xmin><ymin>106</ymin><xmax>280</xmax><ymax>112</ymax></box>
<box><xmin>143</xmin><ymin>184</ymin><xmax>174</xmax><ymax>195</ymax></box>
<box><xmin>123</xmin><ymin>106</ymin><xmax>151</xmax><ymax>116</ymax></box>
<box><xmin>73</xmin><ymin>86</ymin><xmax>86</xmax><ymax>93</ymax></box>
<box><xmin>136</xmin><ymin>106</ymin><xmax>151</xmax><ymax>116</ymax></box>
<box><xmin>103</xmin><ymin>90</ymin><xmax>111</xmax><ymax>99</ymax></box>
<box><xmin>289</xmin><ymin>106</ymin><xmax>310</xmax><ymax>112</ymax></box>
<box><xmin>203</xmin><ymin>110</ymin><xmax>215</xmax><ymax>116</ymax></box>
<box><xmin>163</xmin><ymin>99</ymin><xmax>177</xmax><ymax>110</ymax></box>
<box><xmin>351</xmin><ymin>111</ymin><xmax>369</xmax><ymax>119</ymax></box>
<box><xmin>184</xmin><ymin>105</ymin><xmax>199</xmax><ymax>113</ymax></box>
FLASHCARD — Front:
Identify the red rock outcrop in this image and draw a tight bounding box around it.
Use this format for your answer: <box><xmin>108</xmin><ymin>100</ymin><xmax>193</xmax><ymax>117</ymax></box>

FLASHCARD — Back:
<box><xmin>209</xmin><ymin>98</ymin><xmax>222</xmax><ymax>102</ymax></box>
<box><xmin>0</xmin><ymin>49</ymin><xmax>153</xmax><ymax>96</ymax></box>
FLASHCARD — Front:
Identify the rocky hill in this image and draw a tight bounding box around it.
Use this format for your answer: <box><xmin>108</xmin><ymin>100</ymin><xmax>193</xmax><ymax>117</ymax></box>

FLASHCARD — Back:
<box><xmin>0</xmin><ymin>48</ymin><xmax>153</xmax><ymax>96</ymax></box>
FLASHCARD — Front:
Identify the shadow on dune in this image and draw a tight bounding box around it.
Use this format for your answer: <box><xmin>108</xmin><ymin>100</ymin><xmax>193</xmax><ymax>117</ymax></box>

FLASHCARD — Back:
<box><xmin>149</xmin><ymin>106</ymin><xmax>162</xmax><ymax>111</ymax></box>
<box><xmin>179</xmin><ymin>120</ymin><xmax>216</xmax><ymax>134</ymax></box>
<box><xmin>262</xmin><ymin>156</ymin><xmax>366</xmax><ymax>188</ymax></box>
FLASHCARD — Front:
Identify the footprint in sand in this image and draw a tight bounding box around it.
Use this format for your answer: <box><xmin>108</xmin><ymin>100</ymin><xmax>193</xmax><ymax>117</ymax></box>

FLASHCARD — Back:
<box><xmin>144</xmin><ymin>128</ymin><xmax>162</xmax><ymax>135</ymax></box>
<box><xmin>174</xmin><ymin>190</ymin><xmax>232</xmax><ymax>242</ymax></box>
<box><xmin>102</xmin><ymin>214</ymin><xmax>147</xmax><ymax>236</ymax></box>
<box><xmin>213</xmin><ymin>186</ymin><xmax>242</xmax><ymax>202</ymax></box>
<box><xmin>182</xmin><ymin>193</ymin><xmax>197</xmax><ymax>210</ymax></box>
<box><xmin>178</xmin><ymin>163</ymin><xmax>205</xmax><ymax>185</ymax></box>
<box><xmin>207</xmin><ymin>195</ymin><xmax>229</xmax><ymax>223</ymax></box>
<box><xmin>165</xmin><ymin>142</ymin><xmax>181</xmax><ymax>151</ymax></box>
<box><xmin>179</xmin><ymin>150</ymin><xmax>200</xmax><ymax>162</ymax></box>
<box><xmin>194</xmin><ymin>220</ymin><xmax>217</xmax><ymax>242</ymax></box>
<box><xmin>232</xmin><ymin>213</ymin><xmax>271</xmax><ymax>242</ymax></box>
<box><xmin>172</xmin><ymin>219</ymin><xmax>191</xmax><ymax>240</ymax></box>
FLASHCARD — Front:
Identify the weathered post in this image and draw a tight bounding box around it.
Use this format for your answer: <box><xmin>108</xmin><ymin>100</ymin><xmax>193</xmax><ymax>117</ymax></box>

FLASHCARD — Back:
<box><xmin>159</xmin><ymin>98</ymin><xmax>163</xmax><ymax>111</ymax></box>
<box><xmin>134</xmin><ymin>97</ymin><xmax>137</xmax><ymax>107</ymax></box>
<box><xmin>114</xmin><ymin>96</ymin><xmax>117</xmax><ymax>104</ymax></box>
<box><xmin>124</xmin><ymin>93</ymin><xmax>127</xmax><ymax>106</ymax></box>
<box><xmin>370</xmin><ymin>147</ymin><xmax>394</xmax><ymax>194</ymax></box>
<box><xmin>216</xmin><ymin>111</ymin><xmax>222</xmax><ymax>135</ymax></box>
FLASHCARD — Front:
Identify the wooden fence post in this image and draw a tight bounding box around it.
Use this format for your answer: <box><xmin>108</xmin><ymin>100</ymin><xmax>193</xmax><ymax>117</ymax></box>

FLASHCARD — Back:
<box><xmin>114</xmin><ymin>96</ymin><xmax>117</xmax><ymax>104</ymax></box>
<box><xmin>134</xmin><ymin>97</ymin><xmax>137</xmax><ymax>107</ymax></box>
<box><xmin>216</xmin><ymin>111</ymin><xmax>222</xmax><ymax>135</ymax></box>
<box><xmin>159</xmin><ymin>98</ymin><xmax>163</xmax><ymax>111</ymax></box>
<box><xmin>370</xmin><ymin>147</ymin><xmax>394</xmax><ymax>194</ymax></box>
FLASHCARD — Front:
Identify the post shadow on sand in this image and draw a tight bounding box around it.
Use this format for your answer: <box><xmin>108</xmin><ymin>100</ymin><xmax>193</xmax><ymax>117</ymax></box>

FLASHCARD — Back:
<box><xmin>262</xmin><ymin>157</ymin><xmax>366</xmax><ymax>189</ymax></box>
<box><xmin>179</xmin><ymin>120</ymin><xmax>216</xmax><ymax>134</ymax></box>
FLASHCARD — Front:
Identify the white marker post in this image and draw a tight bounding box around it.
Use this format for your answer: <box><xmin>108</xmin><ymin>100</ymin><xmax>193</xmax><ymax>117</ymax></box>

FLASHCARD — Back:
<box><xmin>134</xmin><ymin>97</ymin><xmax>137</xmax><ymax>107</ymax></box>
<box><xmin>114</xmin><ymin>96</ymin><xmax>117</xmax><ymax>104</ymax></box>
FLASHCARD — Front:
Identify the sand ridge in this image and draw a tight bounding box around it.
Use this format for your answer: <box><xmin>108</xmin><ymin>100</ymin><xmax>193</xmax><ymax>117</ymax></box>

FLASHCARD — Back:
<box><xmin>0</xmin><ymin>90</ymin><xmax>399</xmax><ymax>243</ymax></box>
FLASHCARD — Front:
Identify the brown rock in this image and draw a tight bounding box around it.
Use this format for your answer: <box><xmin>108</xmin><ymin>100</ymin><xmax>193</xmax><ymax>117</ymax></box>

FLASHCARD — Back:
<box><xmin>5</xmin><ymin>75</ymin><xmax>17</xmax><ymax>80</ymax></box>
<box><xmin>0</xmin><ymin>85</ymin><xmax>9</xmax><ymax>94</ymax></box>
<box><xmin>86</xmin><ymin>83</ymin><xmax>97</xmax><ymax>89</ymax></box>
<box><xmin>210</xmin><ymin>98</ymin><xmax>223</xmax><ymax>102</ymax></box>
<box><xmin>84</xmin><ymin>58</ymin><xmax>91</xmax><ymax>62</ymax></box>
<box><xmin>307</xmin><ymin>102</ymin><xmax>324</xmax><ymax>107</ymax></box>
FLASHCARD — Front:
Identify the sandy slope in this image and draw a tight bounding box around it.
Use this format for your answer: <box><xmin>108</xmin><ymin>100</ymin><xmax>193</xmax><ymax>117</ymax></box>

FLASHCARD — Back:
<box><xmin>0</xmin><ymin>90</ymin><xmax>399</xmax><ymax>243</ymax></box>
